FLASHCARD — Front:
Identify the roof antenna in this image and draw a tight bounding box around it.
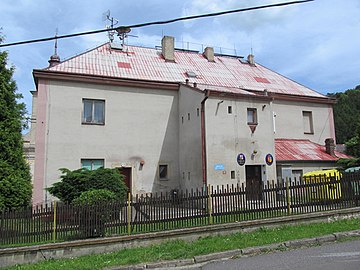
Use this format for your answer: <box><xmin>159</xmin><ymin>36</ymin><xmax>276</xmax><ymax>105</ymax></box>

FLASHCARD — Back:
<box><xmin>48</xmin><ymin>28</ymin><xmax>60</xmax><ymax>67</ymax></box>
<box><xmin>102</xmin><ymin>10</ymin><xmax>118</xmax><ymax>43</ymax></box>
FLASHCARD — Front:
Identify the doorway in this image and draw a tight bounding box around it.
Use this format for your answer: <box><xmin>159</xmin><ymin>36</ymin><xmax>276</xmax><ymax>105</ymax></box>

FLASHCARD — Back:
<box><xmin>119</xmin><ymin>167</ymin><xmax>132</xmax><ymax>193</ymax></box>
<box><xmin>245</xmin><ymin>165</ymin><xmax>262</xmax><ymax>200</ymax></box>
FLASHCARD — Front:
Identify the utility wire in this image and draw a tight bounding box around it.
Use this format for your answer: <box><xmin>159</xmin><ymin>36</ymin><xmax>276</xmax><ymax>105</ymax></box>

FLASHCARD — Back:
<box><xmin>0</xmin><ymin>0</ymin><xmax>314</xmax><ymax>48</ymax></box>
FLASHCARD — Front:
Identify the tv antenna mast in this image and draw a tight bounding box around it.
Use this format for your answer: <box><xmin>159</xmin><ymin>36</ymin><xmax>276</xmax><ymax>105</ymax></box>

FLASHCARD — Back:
<box><xmin>102</xmin><ymin>10</ymin><xmax>118</xmax><ymax>42</ymax></box>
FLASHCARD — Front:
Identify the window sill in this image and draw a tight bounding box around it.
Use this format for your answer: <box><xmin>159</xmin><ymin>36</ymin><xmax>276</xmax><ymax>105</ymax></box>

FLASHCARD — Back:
<box><xmin>82</xmin><ymin>122</ymin><xmax>105</xmax><ymax>126</ymax></box>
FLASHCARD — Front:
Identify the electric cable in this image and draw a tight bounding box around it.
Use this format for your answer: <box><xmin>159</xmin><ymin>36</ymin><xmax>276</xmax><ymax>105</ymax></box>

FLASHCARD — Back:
<box><xmin>0</xmin><ymin>0</ymin><xmax>314</xmax><ymax>48</ymax></box>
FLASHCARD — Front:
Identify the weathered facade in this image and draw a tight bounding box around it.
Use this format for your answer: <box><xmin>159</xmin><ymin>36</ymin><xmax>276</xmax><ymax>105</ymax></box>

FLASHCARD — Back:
<box><xmin>29</xmin><ymin>36</ymin><xmax>347</xmax><ymax>204</ymax></box>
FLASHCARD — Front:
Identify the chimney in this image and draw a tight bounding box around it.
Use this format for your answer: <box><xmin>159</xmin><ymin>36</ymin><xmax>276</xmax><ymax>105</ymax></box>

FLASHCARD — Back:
<box><xmin>247</xmin><ymin>54</ymin><xmax>255</xmax><ymax>65</ymax></box>
<box><xmin>325</xmin><ymin>138</ymin><xmax>336</xmax><ymax>157</ymax></box>
<box><xmin>161</xmin><ymin>36</ymin><xmax>175</xmax><ymax>62</ymax></box>
<box><xmin>203</xmin><ymin>47</ymin><xmax>215</xmax><ymax>62</ymax></box>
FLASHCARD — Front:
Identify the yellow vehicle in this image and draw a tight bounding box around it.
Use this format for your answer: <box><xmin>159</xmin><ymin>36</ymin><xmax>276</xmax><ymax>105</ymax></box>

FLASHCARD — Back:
<box><xmin>303</xmin><ymin>169</ymin><xmax>342</xmax><ymax>200</ymax></box>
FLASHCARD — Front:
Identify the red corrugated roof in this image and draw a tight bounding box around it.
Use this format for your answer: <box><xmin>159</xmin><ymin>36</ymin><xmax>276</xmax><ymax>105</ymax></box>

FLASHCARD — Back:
<box><xmin>275</xmin><ymin>139</ymin><xmax>350</xmax><ymax>161</ymax></box>
<box><xmin>45</xmin><ymin>43</ymin><xmax>326</xmax><ymax>98</ymax></box>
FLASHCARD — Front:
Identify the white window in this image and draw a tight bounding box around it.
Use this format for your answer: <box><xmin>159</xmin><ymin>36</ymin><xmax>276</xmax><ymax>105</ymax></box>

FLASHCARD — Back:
<box><xmin>82</xmin><ymin>99</ymin><xmax>105</xmax><ymax>125</ymax></box>
<box><xmin>303</xmin><ymin>111</ymin><xmax>314</xmax><ymax>134</ymax></box>
<box><xmin>81</xmin><ymin>159</ymin><xmax>104</xmax><ymax>170</ymax></box>
<box><xmin>247</xmin><ymin>108</ymin><xmax>257</xmax><ymax>125</ymax></box>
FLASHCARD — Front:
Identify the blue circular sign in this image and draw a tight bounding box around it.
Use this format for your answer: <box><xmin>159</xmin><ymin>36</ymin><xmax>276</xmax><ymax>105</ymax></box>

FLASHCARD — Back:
<box><xmin>237</xmin><ymin>153</ymin><xmax>246</xmax><ymax>166</ymax></box>
<box><xmin>265</xmin><ymin>153</ymin><xmax>274</xmax><ymax>166</ymax></box>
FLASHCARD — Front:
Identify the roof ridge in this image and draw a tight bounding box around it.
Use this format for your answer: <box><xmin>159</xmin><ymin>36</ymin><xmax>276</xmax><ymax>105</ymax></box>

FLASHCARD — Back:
<box><xmin>44</xmin><ymin>42</ymin><xmax>109</xmax><ymax>71</ymax></box>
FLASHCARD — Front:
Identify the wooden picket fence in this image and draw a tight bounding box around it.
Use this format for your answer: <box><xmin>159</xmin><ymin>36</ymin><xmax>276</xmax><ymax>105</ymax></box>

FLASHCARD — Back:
<box><xmin>1</xmin><ymin>172</ymin><xmax>359</xmax><ymax>247</ymax></box>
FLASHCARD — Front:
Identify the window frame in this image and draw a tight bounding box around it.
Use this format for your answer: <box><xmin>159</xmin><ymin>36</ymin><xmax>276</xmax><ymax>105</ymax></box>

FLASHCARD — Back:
<box><xmin>82</xmin><ymin>98</ymin><xmax>105</xmax><ymax>125</ymax></box>
<box><xmin>81</xmin><ymin>159</ymin><xmax>105</xmax><ymax>170</ymax></box>
<box><xmin>302</xmin><ymin>111</ymin><xmax>314</xmax><ymax>134</ymax></box>
<box><xmin>158</xmin><ymin>164</ymin><xmax>169</xmax><ymax>181</ymax></box>
<box><xmin>247</xmin><ymin>108</ymin><xmax>258</xmax><ymax>125</ymax></box>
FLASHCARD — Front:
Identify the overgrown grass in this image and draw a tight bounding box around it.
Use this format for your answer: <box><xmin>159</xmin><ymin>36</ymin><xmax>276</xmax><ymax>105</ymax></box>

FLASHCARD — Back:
<box><xmin>5</xmin><ymin>218</ymin><xmax>360</xmax><ymax>270</ymax></box>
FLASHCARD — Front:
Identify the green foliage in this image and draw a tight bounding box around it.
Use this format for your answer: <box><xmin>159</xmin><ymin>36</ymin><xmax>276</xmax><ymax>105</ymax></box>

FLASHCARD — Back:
<box><xmin>47</xmin><ymin>168</ymin><xmax>127</xmax><ymax>204</ymax></box>
<box><xmin>344</xmin><ymin>120</ymin><xmax>360</xmax><ymax>157</ymax></box>
<box><xmin>72</xmin><ymin>189</ymin><xmax>118</xmax><ymax>238</ymax></box>
<box><xmin>0</xmin><ymin>34</ymin><xmax>32</xmax><ymax>210</ymax></box>
<box><xmin>337</xmin><ymin>157</ymin><xmax>360</xmax><ymax>170</ymax></box>
<box><xmin>330</xmin><ymin>85</ymin><xmax>360</xmax><ymax>143</ymax></box>
<box><xmin>72</xmin><ymin>189</ymin><xmax>117</xmax><ymax>206</ymax></box>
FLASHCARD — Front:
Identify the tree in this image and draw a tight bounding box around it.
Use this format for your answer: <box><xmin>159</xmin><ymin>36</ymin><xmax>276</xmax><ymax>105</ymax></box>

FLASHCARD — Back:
<box><xmin>47</xmin><ymin>168</ymin><xmax>128</xmax><ymax>204</ymax></box>
<box><xmin>344</xmin><ymin>120</ymin><xmax>360</xmax><ymax>157</ymax></box>
<box><xmin>0</xmin><ymin>34</ymin><xmax>32</xmax><ymax>210</ymax></box>
<box><xmin>330</xmin><ymin>85</ymin><xmax>360</xmax><ymax>143</ymax></box>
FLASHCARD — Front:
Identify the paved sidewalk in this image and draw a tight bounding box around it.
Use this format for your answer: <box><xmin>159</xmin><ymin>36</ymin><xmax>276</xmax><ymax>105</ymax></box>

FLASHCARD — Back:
<box><xmin>105</xmin><ymin>230</ymin><xmax>360</xmax><ymax>270</ymax></box>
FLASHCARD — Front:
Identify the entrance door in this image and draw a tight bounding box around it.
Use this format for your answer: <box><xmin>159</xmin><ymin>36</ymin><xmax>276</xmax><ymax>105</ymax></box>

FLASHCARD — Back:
<box><xmin>119</xmin><ymin>167</ymin><xmax>132</xmax><ymax>193</ymax></box>
<box><xmin>246</xmin><ymin>165</ymin><xmax>262</xmax><ymax>200</ymax></box>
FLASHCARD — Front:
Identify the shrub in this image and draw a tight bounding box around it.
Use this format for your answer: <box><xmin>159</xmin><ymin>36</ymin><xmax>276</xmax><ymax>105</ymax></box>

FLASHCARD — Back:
<box><xmin>47</xmin><ymin>168</ymin><xmax>128</xmax><ymax>204</ymax></box>
<box><xmin>73</xmin><ymin>189</ymin><xmax>118</xmax><ymax>238</ymax></box>
<box><xmin>72</xmin><ymin>189</ymin><xmax>117</xmax><ymax>206</ymax></box>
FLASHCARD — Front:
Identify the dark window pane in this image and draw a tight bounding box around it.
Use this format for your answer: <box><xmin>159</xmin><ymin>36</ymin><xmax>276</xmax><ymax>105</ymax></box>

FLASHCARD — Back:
<box><xmin>83</xmin><ymin>100</ymin><xmax>93</xmax><ymax>122</ymax></box>
<box><xmin>94</xmin><ymin>100</ymin><xmax>105</xmax><ymax>124</ymax></box>
<box><xmin>159</xmin><ymin>165</ymin><xmax>168</xmax><ymax>180</ymax></box>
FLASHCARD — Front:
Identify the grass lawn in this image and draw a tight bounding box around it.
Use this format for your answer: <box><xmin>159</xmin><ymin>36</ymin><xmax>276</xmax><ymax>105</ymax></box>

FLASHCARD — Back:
<box><xmin>4</xmin><ymin>218</ymin><xmax>360</xmax><ymax>270</ymax></box>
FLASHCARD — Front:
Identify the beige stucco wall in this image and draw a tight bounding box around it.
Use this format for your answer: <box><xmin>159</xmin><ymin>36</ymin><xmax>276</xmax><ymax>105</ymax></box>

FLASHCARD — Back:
<box><xmin>273</xmin><ymin>100</ymin><xmax>334</xmax><ymax>143</ymax></box>
<box><xmin>178</xmin><ymin>85</ymin><xmax>204</xmax><ymax>191</ymax></box>
<box><xmin>204</xmin><ymin>96</ymin><xmax>277</xmax><ymax>186</ymax></box>
<box><xmin>41</xmin><ymin>80</ymin><xmax>179</xmax><ymax>200</ymax></box>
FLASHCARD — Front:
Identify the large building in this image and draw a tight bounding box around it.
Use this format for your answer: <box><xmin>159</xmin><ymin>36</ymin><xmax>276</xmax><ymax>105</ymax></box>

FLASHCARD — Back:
<box><xmin>29</xmin><ymin>36</ymin><xmax>348</xmax><ymax>204</ymax></box>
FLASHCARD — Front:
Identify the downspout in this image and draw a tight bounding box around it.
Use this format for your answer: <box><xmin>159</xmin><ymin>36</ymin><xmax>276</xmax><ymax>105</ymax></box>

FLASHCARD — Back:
<box><xmin>201</xmin><ymin>90</ymin><xmax>210</xmax><ymax>189</ymax></box>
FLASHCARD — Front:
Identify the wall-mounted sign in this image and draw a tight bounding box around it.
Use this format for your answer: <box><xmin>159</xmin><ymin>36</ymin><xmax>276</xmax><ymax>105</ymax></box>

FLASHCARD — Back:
<box><xmin>237</xmin><ymin>153</ymin><xmax>246</xmax><ymax>166</ymax></box>
<box><xmin>214</xmin><ymin>164</ymin><xmax>225</xmax><ymax>171</ymax></box>
<box><xmin>265</xmin><ymin>153</ymin><xmax>274</xmax><ymax>166</ymax></box>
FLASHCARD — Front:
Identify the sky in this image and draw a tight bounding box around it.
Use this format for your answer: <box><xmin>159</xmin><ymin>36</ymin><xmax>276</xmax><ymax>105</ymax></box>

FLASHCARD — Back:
<box><xmin>1</xmin><ymin>0</ymin><xmax>360</xmax><ymax>116</ymax></box>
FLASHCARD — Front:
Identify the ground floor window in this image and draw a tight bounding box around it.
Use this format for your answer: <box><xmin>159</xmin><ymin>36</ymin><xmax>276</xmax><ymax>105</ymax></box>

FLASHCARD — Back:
<box><xmin>81</xmin><ymin>159</ymin><xmax>104</xmax><ymax>170</ymax></box>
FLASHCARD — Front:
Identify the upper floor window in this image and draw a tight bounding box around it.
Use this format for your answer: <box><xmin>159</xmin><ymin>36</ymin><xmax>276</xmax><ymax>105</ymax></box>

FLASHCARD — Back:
<box><xmin>302</xmin><ymin>111</ymin><xmax>314</xmax><ymax>134</ymax></box>
<box><xmin>247</xmin><ymin>108</ymin><xmax>257</xmax><ymax>125</ymax></box>
<box><xmin>81</xmin><ymin>159</ymin><xmax>104</xmax><ymax>170</ymax></box>
<box><xmin>82</xmin><ymin>99</ymin><xmax>105</xmax><ymax>125</ymax></box>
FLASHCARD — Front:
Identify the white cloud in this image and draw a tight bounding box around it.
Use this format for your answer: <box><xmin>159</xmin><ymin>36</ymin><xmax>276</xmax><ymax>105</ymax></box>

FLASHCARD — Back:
<box><xmin>1</xmin><ymin>0</ymin><xmax>360</xmax><ymax>114</ymax></box>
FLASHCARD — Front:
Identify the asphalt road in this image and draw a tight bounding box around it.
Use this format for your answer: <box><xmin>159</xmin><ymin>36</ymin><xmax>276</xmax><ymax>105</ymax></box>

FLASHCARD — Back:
<box><xmin>174</xmin><ymin>240</ymin><xmax>360</xmax><ymax>270</ymax></box>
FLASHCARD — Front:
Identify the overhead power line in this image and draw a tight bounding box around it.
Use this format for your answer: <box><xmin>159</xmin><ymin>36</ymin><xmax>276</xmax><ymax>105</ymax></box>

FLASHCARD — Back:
<box><xmin>0</xmin><ymin>0</ymin><xmax>314</xmax><ymax>48</ymax></box>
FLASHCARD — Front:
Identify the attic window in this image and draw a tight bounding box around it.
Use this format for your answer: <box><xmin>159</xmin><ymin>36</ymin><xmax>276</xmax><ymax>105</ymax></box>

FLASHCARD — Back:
<box><xmin>186</xmin><ymin>71</ymin><xmax>197</xmax><ymax>78</ymax></box>
<box><xmin>254</xmin><ymin>77</ymin><xmax>270</xmax><ymax>84</ymax></box>
<box><xmin>117</xmin><ymin>62</ymin><xmax>131</xmax><ymax>69</ymax></box>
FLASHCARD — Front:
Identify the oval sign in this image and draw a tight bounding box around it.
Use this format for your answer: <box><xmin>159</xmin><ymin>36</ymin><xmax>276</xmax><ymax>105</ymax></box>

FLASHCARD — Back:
<box><xmin>265</xmin><ymin>153</ymin><xmax>274</xmax><ymax>166</ymax></box>
<box><xmin>237</xmin><ymin>153</ymin><xmax>246</xmax><ymax>166</ymax></box>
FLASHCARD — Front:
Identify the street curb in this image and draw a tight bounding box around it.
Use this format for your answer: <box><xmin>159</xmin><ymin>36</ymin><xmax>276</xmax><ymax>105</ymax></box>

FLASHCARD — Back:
<box><xmin>105</xmin><ymin>229</ymin><xmax>360</xmax><ymax>270</ymax></box>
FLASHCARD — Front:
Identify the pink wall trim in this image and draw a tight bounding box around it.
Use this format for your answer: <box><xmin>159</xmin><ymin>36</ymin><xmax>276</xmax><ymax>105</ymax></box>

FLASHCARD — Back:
<box><xmin>33</xmin><ymin>80</ymin><xmax>48</xmax><ymax>205</ymax></box>
<box><xmin>328</xmin><ymin>105</ymin><xmax>336</xmax><ymax>144</ymax></box>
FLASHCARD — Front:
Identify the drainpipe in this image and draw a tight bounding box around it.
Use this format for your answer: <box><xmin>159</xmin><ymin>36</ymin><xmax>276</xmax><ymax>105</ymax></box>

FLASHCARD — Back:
<box><xmin>201</xmin><ymin>90</ymin><xmax>210</xmax><ymax>189</ymax></box>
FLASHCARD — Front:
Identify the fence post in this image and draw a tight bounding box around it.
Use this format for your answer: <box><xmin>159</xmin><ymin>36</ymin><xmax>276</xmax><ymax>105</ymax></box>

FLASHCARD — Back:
<box><xmin>207</xmin><ymin>184</ymin><xmax>213</xmax><ymax>225</ymax></box>
<box><xmin>286</xmin><ymin>178</ymin><xmax>292</xmax><ymax>215</ymax></box>
<box><xmin>127</xmin><ymin>192</ymin><xmax>131</xmax><ymax>235</ymax></box>
<box><xmin>52</xmin><ymin>201</ymin><xmax>57</xmax><ymax>243</ymax></box>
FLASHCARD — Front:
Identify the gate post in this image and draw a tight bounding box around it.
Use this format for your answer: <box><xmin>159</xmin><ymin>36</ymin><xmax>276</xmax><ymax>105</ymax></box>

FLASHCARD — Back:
<box><xmin>286</xmin><ymin>178</ymin><xmax>292</xmax><ymax>215</ymax></box>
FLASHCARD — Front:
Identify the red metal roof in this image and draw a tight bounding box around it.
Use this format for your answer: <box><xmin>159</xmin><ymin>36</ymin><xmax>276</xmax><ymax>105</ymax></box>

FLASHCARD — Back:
<box><xmin>45</xmin><ymin>43</ymin><xmax>325</xmax><ymax>98</ymax></box>
<box><xmin>275</xmin><ymin>139</ymin><xmax>350</xmax><ymax>161</ymax></box>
